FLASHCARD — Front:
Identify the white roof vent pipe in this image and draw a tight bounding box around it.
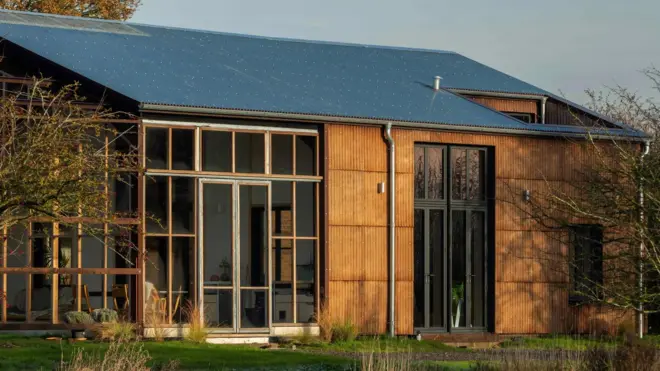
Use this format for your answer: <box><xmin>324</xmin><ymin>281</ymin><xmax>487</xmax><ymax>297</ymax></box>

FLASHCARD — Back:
<box><xmin>433</xmin><ymin>76</ymin><xmax>442</xmax><ymax>91</ymax></box>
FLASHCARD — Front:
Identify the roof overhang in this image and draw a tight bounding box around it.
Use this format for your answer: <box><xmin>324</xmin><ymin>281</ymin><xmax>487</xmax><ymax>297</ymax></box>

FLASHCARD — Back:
<box><xmin>140</xmin><ymin>103</ymin><xmax>649</xmax><ymax>142</ymax></box>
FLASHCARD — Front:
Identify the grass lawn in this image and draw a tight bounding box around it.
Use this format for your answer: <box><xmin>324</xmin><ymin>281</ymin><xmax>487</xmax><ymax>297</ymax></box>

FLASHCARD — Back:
<box><xmin>498</xmin><ymin>335</ymin><xmax>621</xmax><ymax>350</ymax></box>
<box><xmin>421</xmin><ymin>361</ymin><xmax>476</xmax><ymax>370</ymax></box>
<box><xmin>289</xmin><ymin>336</ymin><xmax>469</xmax><ymax>353</ymax></box>
<box><xmin>0</xmin><ymin>335</ymin><xmax>351</xmax><ymax>371</ymax></box>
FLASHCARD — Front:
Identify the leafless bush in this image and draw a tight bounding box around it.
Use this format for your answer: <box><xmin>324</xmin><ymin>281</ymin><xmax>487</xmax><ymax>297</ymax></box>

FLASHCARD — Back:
<box><xmin>58</xmin><ymin>340</ymin><xmax>177</xmax><ymax>371</ymax></box>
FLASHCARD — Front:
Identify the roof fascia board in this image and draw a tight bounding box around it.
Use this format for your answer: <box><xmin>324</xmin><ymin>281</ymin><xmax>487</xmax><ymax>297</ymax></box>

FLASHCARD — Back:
<box><xmin>140</xmin><ymin>103</ymin><xmax>646</xmax><ymax>141</ymax></box>
<box><xmin>446</xmin><ymin>88</ymin><xmax>545</xmax><ymax>101</ymax></box>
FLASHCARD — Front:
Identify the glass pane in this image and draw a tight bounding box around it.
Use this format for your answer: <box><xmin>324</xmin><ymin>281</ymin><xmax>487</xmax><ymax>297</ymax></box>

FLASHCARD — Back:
<box><xmin>272</xmin><ymin>182</ymin><xmax>293</xmax><ymax>237</ymax></box>
<box><xmin>235</xmin><ymin>133</ymin><xmax>265</xmax><ymax>173</ymax></box>
<box><xmin>172</xmin><ymin>177</ymin><xmax>194</xmax><ymax>234</ymax></box>
<box><xmin>429</xmin><ymin>210</ymin><xmax>444</xmax><ymax>328</ymax></box>
<box><xmin>202</xmin><ymin>131</ymin><xmax>232</xmax><ymax>172</ymax></box>
<box><xmin>146</xmin><ymin>128</ymin><xmax>168</xmax><ymax>170</ymax></box>
<box><xmin>7</xmin><ymin>224</ymin><xmax>28</xmax><ymax>268</ymax></box>
<box><xmin>451</xmin><ymin>210</ymin><xmax>466</xmax><ymax>327</ymax></box>
<box><xmin>413</xmin><ymin>209</ymin><xmax>424</xmax><ymax>328</ymax></box>
<box><xmin>146</xmin><ymin>176</ymin><xmax>169</xmax><ymax>233</ymax></box>
<box><xmin>272</xmin><ymin>238</ymin><xmax>293</xmax><ymax>324</ymax></box>
<box><xmin>470</xmin><ymin>211</ymin><xmax>486</xmax><ymax>327</ymax></box>
<box><xmin>240</xmin><ymin>290</ymin><xmax>267</xmax><ymax>328</ymax></box>
<box><xmin>297</xmin><ymin>283</ymin><xmax>315</xmax><ymax>323</ymax></box>
<box><xmin>145</xmin><ymin>237</ymin><xmax>168</xmax><ymax>322</ymax></box>
<box><xmin>81</xmin><ymin>231</ymin><xmax>105</xmax><ymax>269</ymax></box>
<box><xmin>414</xmin><ymin>147</ymin><xmax>425</xmax><ymax>199</ymax></box>
<box><xmin>112</xmin><ymin>173</ymin><xmax>138</xmax><ymax>217</ymax></box>
<box><xmin>296</xmin><ymin>240</ymin><xmax>315</xmax><ymax>283</ymax></box>
<box><xmin>172</xmin><ymin>238</ymin><xmax>194</xmax><ymax>323</ymax></box>
<box><xmin>6</xmin><ymin>274</ymin><xmax>26</xmax><ymax>322</ymax></box>
<box><xmin>296</xmin><ymin>182</ymin><xmax>316</xmax><ymax>237</ymax></box>
<box><xmin>108</xmin><ymin>275</ymin><xmax>133</xmax><ymax>321</ymax></box>
<box><xmin>203</xmin><ymin>183</ymin><xmax>233</xmax><ymax>287</ymax></box>
<box><xmin>451</xmin><ymin>149</ymin><xmax>468</xmax><ymax>200</ymax></box>
<box><xmin>172</xmin><ymin>129</ymin><xmax>194</xmax><ymax>170</ymax></box>
<box><xmin>271</xmin><ymin>134</ymin><xmax>293</xmax><ymax>175</ymax></box>
<box><xmin>81</xmin><ymin>274</ymin><xmax>104</xmax><ymax>313</ymax></box>
<box><xmin>273</xmin><ymin>283</ymin><xmax>293</xmax><ymax>323</ymax></box>
<box><xmin>468</xmin><ymin>150</ymin><xmax>485</xmax><ymax>201</ymax></box>
<box><xmin>31</xmin><ymin>273</ymin><xmax>52</xmax><ymax>321</ymax></box>
<box><xmin>427</xmin><ymin>148</ymin><xmax>443</xmax><ymax>199</ymax></box>
<box><xmin>239</xmin><ymin>185</ymin><xmax>267</xmax><ymax>287</ymax></box>
<box><xmin>296</xmin><ymin>136</ymin><xmax>317</xmax><ymax>176</ymax></box>
<box><xmin>204</xmin><ymin>289</ymin><xmax>233</xmax><ymax>328</ymax></box>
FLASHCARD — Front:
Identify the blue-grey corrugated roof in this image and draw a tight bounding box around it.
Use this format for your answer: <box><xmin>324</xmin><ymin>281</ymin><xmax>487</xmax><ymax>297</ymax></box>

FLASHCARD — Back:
<box><xmin>0</xmin><ymin>10</ymin><xmax>644</xmax><ymax>137</ymax></box>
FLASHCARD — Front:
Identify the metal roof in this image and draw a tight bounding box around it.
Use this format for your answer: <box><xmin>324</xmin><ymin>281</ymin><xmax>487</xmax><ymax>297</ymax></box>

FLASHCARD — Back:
<box><xmin>0</xmin><ymin>10</ymin><xmax>644</xmax><ymax>137</ymax></box>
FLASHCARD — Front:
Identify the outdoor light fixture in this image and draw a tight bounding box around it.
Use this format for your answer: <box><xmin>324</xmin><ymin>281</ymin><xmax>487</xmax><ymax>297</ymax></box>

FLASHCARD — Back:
<box><xmin>378</xmin><ymin>182</ymin><xmax>386</xmax><ymax>194</ymax></box>
<box><xmin>523</xmin><ymin>189</ymin><xmax>531</xmax><ymax>202</ymax></box>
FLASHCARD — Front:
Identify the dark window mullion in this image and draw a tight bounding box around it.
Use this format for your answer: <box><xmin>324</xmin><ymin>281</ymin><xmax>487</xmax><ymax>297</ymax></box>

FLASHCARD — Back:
<box><xmin>424</xmin><ymin>148</ymin><xmax>429</xmax><ymax>200</ymax></box>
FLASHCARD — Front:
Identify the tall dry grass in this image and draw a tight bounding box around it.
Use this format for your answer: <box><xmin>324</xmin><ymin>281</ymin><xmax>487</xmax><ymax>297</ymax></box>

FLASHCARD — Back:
<box><xmin>58</xmin><ymin>340</ymin><xmax>178</xmax><ymax>371</ymax></box>
<box><xmin>183</xmin><ymin>301</ymin><xmax>208</xmax><ymax>344</ymax></box>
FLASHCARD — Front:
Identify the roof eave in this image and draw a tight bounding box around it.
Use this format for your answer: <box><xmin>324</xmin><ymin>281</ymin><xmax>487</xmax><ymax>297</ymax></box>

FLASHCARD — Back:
<box><xmin>140</xmin><ymin>103</ymin><xmax>648</xmax><ymax>141</ymax></box>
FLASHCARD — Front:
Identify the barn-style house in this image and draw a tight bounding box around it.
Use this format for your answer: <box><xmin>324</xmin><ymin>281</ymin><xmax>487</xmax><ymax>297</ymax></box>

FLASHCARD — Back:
<box><xmin>0</xmin><ymin>10</ymin><xmax>646</xmax><ymax>341</ymax></box>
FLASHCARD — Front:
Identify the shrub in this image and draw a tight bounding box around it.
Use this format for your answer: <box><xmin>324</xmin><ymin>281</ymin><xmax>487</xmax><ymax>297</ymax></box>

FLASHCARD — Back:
<box><xmin>92</xmin><ymin>308</ymin><xmax>119</xmax><ymax>323</ymax></box>
<box><xmin>63</xmin><ymin>311</ymin><xmax>95</xmax><ymax>326</ymax></box>
<box><xmin>97</xmin><ymin>320</ymin><xmax>136</xmax><ymax>342</ymax></box>
<box><xmin>611</xmin><ymin>338</ymin><xmax>660</xmax><ymax>371</ymax></box>
<box><xmin>331</xmin><ymin>319</ymin><xmax>357</xmax><ymax>343</ymax></box>
<box><xmin>183</xmin><ymin>301</ymin><xmax>207</xmax><ymax>344</ymax></box>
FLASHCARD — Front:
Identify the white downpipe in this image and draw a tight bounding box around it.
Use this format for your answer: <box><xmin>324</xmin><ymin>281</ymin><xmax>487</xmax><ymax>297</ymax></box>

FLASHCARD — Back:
<box><xmin>383</xmin><ymin>122</ymin><xmax>396</xmax><ymax>338</ymax></box>
<box><xmin>639</xmin><ymin>140</ymin><xmax>651</xmax><ymax>338</ymax></box>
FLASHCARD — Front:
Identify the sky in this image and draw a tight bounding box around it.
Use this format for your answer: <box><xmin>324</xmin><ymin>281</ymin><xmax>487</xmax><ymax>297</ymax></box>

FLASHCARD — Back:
<box><xmin>132</xmin><ymin>0</ymin><xmax>659</xmax><ymax>104</ymax></box>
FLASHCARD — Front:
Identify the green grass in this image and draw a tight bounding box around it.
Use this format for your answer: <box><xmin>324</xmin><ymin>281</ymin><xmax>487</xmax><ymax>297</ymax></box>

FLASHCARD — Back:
<box><xmin>422</xmin><ymin>361</ymin><xmax>476</xmax><ymax>370</ymax></box>
<box><xmin>290</xmin><ymin>335</ymin><xmax>469</xmax><ymax>353</ymax></box>
<box><xmin>0</xmin><ymin>335</ymin><xmax>351</xmax><ymax>370</ymax></box>
<box><xmin>498</xmin><ymin>335</ymin><xmax>620</xmax><ymax>350</ymax></box>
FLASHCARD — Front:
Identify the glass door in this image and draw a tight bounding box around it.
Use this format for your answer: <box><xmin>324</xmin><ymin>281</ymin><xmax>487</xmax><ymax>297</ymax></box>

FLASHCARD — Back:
<box><xmin>414</xmin><ymin>208</ymin><xmax>446</xmax><ymax>330</ymax></box>
<box><xmin>200</xmin><ymin>180</ymin><xmax>271</xmax><ymax>333</ymax></box>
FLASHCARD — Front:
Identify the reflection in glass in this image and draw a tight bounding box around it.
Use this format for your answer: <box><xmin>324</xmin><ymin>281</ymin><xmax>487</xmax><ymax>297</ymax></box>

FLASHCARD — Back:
<box><xmin>468</xmin><ymin>150</ymin><xmax>485</xmax><ymax>200</ymax></box>
<box><xmin>173</xmin><ymin>238</ymin><xmax>194</xmax><ymax>323</ymax></box>
<box><xmin>203</xmin><ymin>183</ymin><xmax>233</xmax><ymax>287</ymax></box>
<box><xmin>239</xmin><ymin>185</ymin><xmax>267</xmax><ymax>287</ymax></box>
<box><xmin>471</xmin><ymin>211</ymin><xmax>486</xmax><ymax>327</ymax></box>
<box><xmin>204</xmin><ymin>289</ymin><xmax>233</xmax><ymax>328</ymax></box>
<box><xmin>273</xmin><ymin>283</ymin><xmax>293</xmax><ymax>323</ymax></box>
<box><xmin>145</xmin><ymin>237</ymin><xmax>168</xmax><ymax>321</ymax></box>
<box><xmin>271</xmin><ymin>134</ymin><xmax>293</xmax><ymax>175</ymax></box>
<box><xmin>296</xmin><ymin>182</ymin><xmax>316</xmax><ymax>237</ymax></box>
<box><xmin>146</xmin><ymin>176</ymin><xmax>168</xmax><ymax>233</ymax></box>
<box><xmin>296</xmin><ymin>240</ymin><xmax>315</xmax><ymax>283</ymax></box>
<box><xmin>451</xmin><ymin>149</ymin><xmax>468</xmax><ymax>200</ymax></box>
<box><xmin>427</xmin><ymin>148</ymin><xmax>443</xmax><ymax>199</ymax></box>
<box><xmin>297</xmin><ymin>283</ymin><xmax>315</xmax><ymax>323</ymax></box>
<box><xmin>429</xmin><ymin>210</ymin><xmax>444</xmax><ymax>328</ymax></box>
<box><xmin>413</xmin><ymin>209</ymin><xmax>424</xmax><ymax>328</ymax></box>
<box><xmin>171</xmin><ymin>129</ymin><xmax>194</xmax><ymax>170</ymax></box>
<box><xmin>235</xmin><ymin>133</ymin><xmax>265</xmax><ymax>173</ymax></box>
<box><xmin>295</xmin><ymin>136</ymin><xmax>317</xmax><ymax>176</ymax></box>
<box><xmin>113</xmin><ymin>173</ymin><xmax>138</xmax><ymax>216</ymax></box>
<box><xmin>172</xmin><ymin>177</ymin><xmax>194</xmax><ymax>234</ymax></box>
<box><xmin>414</xmin><ymin>147</ymin><xmax>424</xmax><ymax>199</ymax></box>
<box><xmin>451</xmin><ymin>210</ymin><xmax>466</xmax><ymax>327</ymax></box>
<box><xmin>272</xmin><ymin>182</ymin><xmax>293</xmax><ymax>236</ymax></box>
<box><xmin>145</xmin><ymin>128</ymin><xmax>168</xmax><ymax>169</ymax></box>
<box><xmin>202</xmin><ymin>131</ymin><xmax>232</xmax><ymax>172</ymax></box>
<box><xmin>241</xmin><ymin>290</ymin><xmax>267</xmax><ymax>328</ymax></box>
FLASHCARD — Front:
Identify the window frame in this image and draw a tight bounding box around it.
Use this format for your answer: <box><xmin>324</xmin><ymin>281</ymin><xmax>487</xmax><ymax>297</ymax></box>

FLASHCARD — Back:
<box><xmin>568</xmin><ymin>224</ymin><xmax>604</xmax><ymax>305</ymax></box>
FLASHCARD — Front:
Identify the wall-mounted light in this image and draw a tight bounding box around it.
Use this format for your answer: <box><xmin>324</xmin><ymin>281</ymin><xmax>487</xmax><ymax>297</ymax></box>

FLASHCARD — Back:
<box><xmin>378</xmin><ymin>182</ymin><xmax>386</xmax><ymax>194</ymax></box>
<box><xmin>523</xmin><ymin>189</ymin><xmax>531</xmax><ymax>202</ymax></box>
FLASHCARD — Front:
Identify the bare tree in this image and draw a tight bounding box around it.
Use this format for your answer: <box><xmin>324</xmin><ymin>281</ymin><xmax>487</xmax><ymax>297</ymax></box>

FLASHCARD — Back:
<box><xmin>0</xmin><ymin>0</ymin><xmax>141</xmax><ymax>20</ymax></box>
<box><xmin>506</xmin><ymin>68</ymin><xmax>660</xmax><ymax>337</ymax></box>
<box><xmin>0</xmin><ymin>79</ymin><xmax>141</xmax><ymax>307</ymax></box>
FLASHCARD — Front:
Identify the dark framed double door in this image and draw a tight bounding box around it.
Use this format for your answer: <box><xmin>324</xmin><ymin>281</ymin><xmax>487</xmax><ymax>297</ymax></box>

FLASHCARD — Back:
<box><xmin>414</xmin><ymin>145</ymin><xmax>490</xmax><ymax>333</ymax></box>
<box><xmin>199</xmin><ymin>180</ymin><xmax>271</xmax><ymax>333</ymax></box>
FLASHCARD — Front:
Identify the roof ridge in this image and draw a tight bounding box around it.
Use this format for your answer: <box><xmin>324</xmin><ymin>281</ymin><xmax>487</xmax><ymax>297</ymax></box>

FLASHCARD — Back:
<box><xmin>0</xmin><ymin>8</ymin><xmax>456</xmax><ymax>55</ymax></box>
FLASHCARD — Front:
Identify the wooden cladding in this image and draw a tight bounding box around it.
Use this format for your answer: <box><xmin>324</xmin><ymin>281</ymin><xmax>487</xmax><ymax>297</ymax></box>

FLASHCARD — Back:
<box><xmin>468</xmin><ymin>96</ymin><xmax>538</xmax><ymax>119</ymax></box>
<box><xmin>326</xmin><ymin>123</ymin><xmax>629</xmax><ymax>336</ymax></box>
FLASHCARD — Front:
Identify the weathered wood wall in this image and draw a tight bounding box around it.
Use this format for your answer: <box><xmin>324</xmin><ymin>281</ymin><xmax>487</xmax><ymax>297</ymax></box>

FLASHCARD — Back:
<box><xmin>325</xmin><ymin>123</ymin><xmax>633</xmax><ymax>335</ymax></box>
<box><xmin>468</xmin><ymin>96</ymin><xmax>538</xmax><ymax>121</ymax></box>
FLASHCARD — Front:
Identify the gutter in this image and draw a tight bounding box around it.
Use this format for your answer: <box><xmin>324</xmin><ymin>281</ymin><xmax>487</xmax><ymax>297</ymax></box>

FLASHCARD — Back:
<box><xmin>140</xmin><ymin>103</ymin><xmax>647</xmax><ymax>142</ymax></box>
<box><xmin>383</xmin><ymin>122</ymin><xmax>396</xmax><ymax>338</ymax></box>
<box><xmin>639</xmin><ymin>140</ymin><xmax>651</xmax><ymax>339</ymax></box>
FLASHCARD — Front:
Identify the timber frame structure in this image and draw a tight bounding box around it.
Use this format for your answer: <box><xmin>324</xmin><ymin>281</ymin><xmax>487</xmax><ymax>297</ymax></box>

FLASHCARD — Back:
<box><xmin>0</xmin><ymin>10</ymin><xmax>648</xmax><ymax>339</ymax></box>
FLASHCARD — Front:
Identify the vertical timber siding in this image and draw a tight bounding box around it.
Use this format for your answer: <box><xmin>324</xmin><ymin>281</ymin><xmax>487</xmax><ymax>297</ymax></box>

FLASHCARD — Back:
<box><xmin>326</xmin><ymin>123</ymin><xmax>632</xmax><ymax>335</ymax></box>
